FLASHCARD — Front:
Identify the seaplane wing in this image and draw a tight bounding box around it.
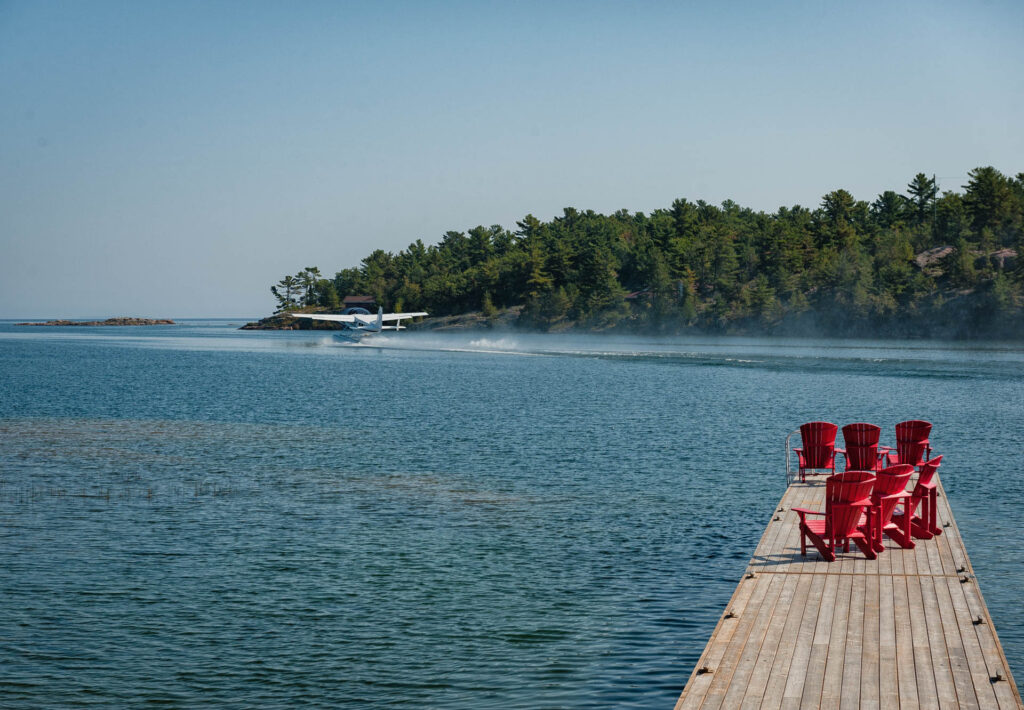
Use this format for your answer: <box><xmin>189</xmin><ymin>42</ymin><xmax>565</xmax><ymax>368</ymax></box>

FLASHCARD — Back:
<box><xmin>380</xmin><ymin>312</ymin><xmax>428</xmax><ymax>321</ymax></box>
<box><xmin>288</xmin><ymin>307</ymin><xmax>428</xmax><ymax>342</ymax></box>
<box><xmin>289</xmin><ymin>311</ymin><xmax>428</xmax><ymax>323</ymax></box>
<box><xmin>290</xmin><ymin>313</ymin><xmax>362</xmax><ymax>323</ymax></box>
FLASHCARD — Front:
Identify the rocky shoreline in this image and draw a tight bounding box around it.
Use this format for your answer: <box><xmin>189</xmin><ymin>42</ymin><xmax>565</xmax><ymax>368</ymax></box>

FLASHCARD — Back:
<box><xmin>239</xmin><ymin>309</ymin><xmax>520</xmax><ymax>331</ymax></box>
<box><xmin>16</xmin><ymin>317</ymin><xmax>175</xmax><ymax>326</ymax></box>
<box><xmin>239</xmin><ymin>312</ymin><xmax>335</xmax><ymax>330</ymax></box>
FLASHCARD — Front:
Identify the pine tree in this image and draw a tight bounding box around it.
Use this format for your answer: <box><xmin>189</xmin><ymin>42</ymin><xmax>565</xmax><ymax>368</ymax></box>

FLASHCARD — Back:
<box><xmin>271</xmin><ymin>275</ymin><xmax>301</xmax><ymax>312</ymax></box>
<box><xmin>906</xmin><ymin>173</ymin><xmax>938</xmax><ymax>227</ymax></box>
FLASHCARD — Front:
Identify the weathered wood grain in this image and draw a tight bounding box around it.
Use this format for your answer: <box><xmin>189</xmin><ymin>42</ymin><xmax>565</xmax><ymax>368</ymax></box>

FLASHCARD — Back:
<box><xmin>675</xmin><ymin>475</ymin><xmax>1022</xmax><ymax>709</ymax></box>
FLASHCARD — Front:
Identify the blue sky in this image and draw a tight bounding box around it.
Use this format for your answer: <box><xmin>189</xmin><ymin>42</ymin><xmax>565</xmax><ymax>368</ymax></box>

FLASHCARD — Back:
<box><xmin>1</xmin><ymin>0</ymin><xmax>1022</xmax><ymax>317</ymax></box>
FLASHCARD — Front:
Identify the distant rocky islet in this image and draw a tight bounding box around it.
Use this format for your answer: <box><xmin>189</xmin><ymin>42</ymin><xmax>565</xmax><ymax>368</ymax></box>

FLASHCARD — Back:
<box><xmin>16</xmin><ymin>317</ymin><xmax>175</xmax><ymax>326</ymax></box>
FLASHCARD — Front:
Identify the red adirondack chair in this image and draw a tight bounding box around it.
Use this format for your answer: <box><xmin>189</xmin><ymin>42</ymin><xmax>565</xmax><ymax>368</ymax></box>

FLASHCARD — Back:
<box><xmin>840</xmin><ymin>422</ymin><xmax>887</xmax><ymax>472</ymax></box>
<box><xmin>794</xmin><ymin>471</ymin><xmax>877</xmax><ymax>562</ymax></box>
<box><xmin>886</xmin><ymin>420</ymin><xmax>932</xmax><ymax>467</ymax></box>
<box><xmin>794</xmin><ymin>422</ymin><xmax>839</xmax><ymax>482</ymax></box>
<box><xmin>863</xmin><ymin>464</ymin><xmax>915</xmax><ymax>551</ymax></box>
<box><xmin>891</xmin><ymin>455</ymin><xmax>944</xmax><ymax>540</ymax></box>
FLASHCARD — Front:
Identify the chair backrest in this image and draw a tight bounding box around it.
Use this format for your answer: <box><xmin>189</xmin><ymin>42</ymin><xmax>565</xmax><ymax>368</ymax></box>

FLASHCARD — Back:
<box><xmin>895</xmin><ymin>420</ymin><xmax>932</xmax><ymax>442</ymax></box>
<box><xmin>873</xmin><ymin>464</ymin><xmax>914</xmax><ymax>495</ymax></box>
<box><xmin>914</xmin><ymin>455</ymin><xmax>943</xmax><ymax>494</ymax></box>
<box><xmin>800</xmin><ymin>421</ymin><xmax>838</xmax><ymax>468</ymax></box>
<box><xmin>843</xmin><ymin>422</ymin><xmax>881</xmax><ymax>446</ymax></box>
<box><xmin>842</xmin><ymin>423</ymin><xmax>881</xmax><ymax>470</ymax></box>
<box><xmin>873</xmin><ymin>464</ymin><xmax>914</xmax><ymax>524</ymax></box>
<box><xmin>825</xmin><ymin>471</ymin><xmax>875</xmax><ymax>538</ymax></box>
<box><xmin>893</xmin><ymin>420</ymin><xmax>932</xmax><ymax>466</ymax></box>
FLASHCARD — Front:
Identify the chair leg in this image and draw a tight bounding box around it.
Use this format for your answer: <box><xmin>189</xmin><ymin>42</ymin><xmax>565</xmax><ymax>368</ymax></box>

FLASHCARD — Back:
<box><xmin>853</xmin><ymin>536</ymin><xmax>877</xmax><ymax>560</ymax></box>
<box><xmin>885</xmin><ymin>497</ymin><xmax>916</xmax><ymax>549</ymax></box>
<box><xmin>909</xmin><ymin>499</ymin><xmax>933</xmax><ymax>539</ymax></box>
<box><xmin>804</xmin><ymin>527</ymin><xmax>834</xmax><ymax>561</ymax></box>
<box><xmin>886</xmin><ymin>525</ymin><xmax>915</xmax><ymax>549</ymax></box>
<box><xmin>929</xmin><ymin>489</ymin><xmax>942</xmax><ymax>536</ymax></box>
<box><xmin>909</xmin><ymin>507</ymin><xmax>933</xmax><ymax>539</ymax></box>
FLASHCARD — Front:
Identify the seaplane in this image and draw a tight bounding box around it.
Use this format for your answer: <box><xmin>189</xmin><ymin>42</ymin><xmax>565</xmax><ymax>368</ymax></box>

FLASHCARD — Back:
<box><xmin>288</xmin><ymin>307</ymin><xmax>428</xmax><ymax>343</ymax></box>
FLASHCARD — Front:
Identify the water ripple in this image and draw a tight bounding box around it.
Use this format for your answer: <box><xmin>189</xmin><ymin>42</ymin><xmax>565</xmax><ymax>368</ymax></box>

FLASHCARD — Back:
<box><xmin>1</xmin><ymin>325</ymin><xmax>1022</xmax><ymax>707</ymax></box>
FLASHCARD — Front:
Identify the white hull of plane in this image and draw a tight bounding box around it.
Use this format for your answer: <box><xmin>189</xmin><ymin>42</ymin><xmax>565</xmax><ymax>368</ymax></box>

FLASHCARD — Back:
<box><xmin>333</xmin><ymin>330</ymin><xmax>364</xmax><ymax>343</ymax></box>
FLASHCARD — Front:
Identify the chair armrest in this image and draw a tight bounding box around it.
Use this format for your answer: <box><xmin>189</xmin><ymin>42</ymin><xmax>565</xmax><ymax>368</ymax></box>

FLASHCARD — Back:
<box><xmin>875</xmin><ymin>491</ymin><xmax>911</xmax><ymax>502</ymax></box>
<box><xmin>792</xmin><ymin>507</ymin><xmax>824</xmax><ymax>517</ymax></box>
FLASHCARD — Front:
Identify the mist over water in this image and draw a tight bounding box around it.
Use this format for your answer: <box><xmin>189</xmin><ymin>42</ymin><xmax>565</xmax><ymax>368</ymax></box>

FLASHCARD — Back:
<box><xmin>1</xmin><ymin>321</ymin><xmax>1022</xmax><ymax>708</ymax></box>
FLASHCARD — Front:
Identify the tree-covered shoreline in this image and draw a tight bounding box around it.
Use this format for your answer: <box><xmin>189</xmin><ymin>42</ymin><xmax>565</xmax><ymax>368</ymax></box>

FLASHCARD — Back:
<box><xmin>267</xmin><ymin>167</ymin><xmax>1024</xmax><ymax>339</ymax></box>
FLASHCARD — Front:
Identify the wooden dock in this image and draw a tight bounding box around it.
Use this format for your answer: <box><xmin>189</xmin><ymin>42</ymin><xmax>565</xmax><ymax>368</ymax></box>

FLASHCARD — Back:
<box><xmin>675</xmin><ymin>474</ymin><xmax>1022</xmax><ymax>709</ymax></box>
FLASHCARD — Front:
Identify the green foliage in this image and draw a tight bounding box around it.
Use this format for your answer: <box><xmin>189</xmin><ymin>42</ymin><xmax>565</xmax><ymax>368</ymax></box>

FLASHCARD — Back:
<box><xmin>964</xmin><ymin>167</ymin><xmax>1014</xmax><ymax>240</ymax></box>
<box><xmin>481</xmin><ymin>291</ymin><xmax>497</xmax><ymax>318</ymax></box>
<box><xmin>271</xmin><ymin>269</ymin><xmax>335</xmax><ymax>312</ymax></box>
<box><xmin>268</xmin><ymin>165</ymin><xmax>1024</xmax><ymax>336</ymax></box>
<box><xmin>933</xmin><ymin>192</ymin><xmax>966</xmax><ymax>245</ymax></box>
<box><xmin>906</xmin><ymin>173</ymin><xmax>938</xmax><ymax>226</ymax></box>
<box><xmin>946</xmin><ymin>238</ymin><xmax>978</xmax><ymax>288</ymax></box>
<box><xmin>270</xmin><ymin>275</ymin><xmax>301</xmax><ymax>312</ymax></box>
<box><xmin>871</xmin><ymin>191</ymin><xmax>908</xmax><ymax>229</ymax></box>
<box><xmin>317</xmin><ymin>279</ymin><xmax>340</xmax><ymax>309</ymax></box>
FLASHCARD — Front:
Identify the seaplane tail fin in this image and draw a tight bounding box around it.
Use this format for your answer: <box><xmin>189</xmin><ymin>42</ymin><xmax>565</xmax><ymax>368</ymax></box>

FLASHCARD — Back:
<box><xmin>375</xmin><ymin>307</ymin><xmax>383</xmax><ymax>332</ymax></box>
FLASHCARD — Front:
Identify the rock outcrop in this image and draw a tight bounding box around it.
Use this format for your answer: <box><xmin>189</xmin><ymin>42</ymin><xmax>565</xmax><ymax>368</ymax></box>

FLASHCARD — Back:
<box><xmin>239</xmin><ymin>312</ymin><xmax>338</xmax><ymax>330</ymax></box>
<box><xmin>16</xmin><ymin>317</ymin><xmax>175</xmax><ymax>326</ymax></box>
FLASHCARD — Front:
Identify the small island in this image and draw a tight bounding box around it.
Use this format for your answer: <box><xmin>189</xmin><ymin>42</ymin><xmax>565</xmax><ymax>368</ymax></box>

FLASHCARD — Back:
<box><xmin>16</xmin><ymin>317</ymin><xmax>175</xmax><ymax>326</ymax></box>
<box><xmin>246</xmin><ymin>167</ymin><xmax>1024</xmax><ymax>340</ymax></box>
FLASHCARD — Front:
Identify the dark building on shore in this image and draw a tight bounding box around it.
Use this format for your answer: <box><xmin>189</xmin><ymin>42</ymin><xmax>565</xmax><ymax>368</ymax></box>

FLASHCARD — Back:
<box><xmin>342</xmin><ymin>295</ymin><xmax>375</xmax><ymax>311</ymax></box>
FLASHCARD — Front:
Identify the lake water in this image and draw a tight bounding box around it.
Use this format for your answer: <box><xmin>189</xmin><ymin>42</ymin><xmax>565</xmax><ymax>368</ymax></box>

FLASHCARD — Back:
<box><xmin>1</xmin><ymin>321</ymin><xmax>1022</xmax><ymax>708</ymax></box>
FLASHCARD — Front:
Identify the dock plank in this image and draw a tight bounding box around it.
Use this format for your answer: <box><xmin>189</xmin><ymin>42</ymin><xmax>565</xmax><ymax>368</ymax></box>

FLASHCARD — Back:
<box><xmin>675</xmin><ymin>572</ymin><xmax>761</xmax><ymax>710</ymax></box>
<box><xmin>879</xmin><ymin>575</ymin><xmax>900</xmax><ymax>710</ymax></box>
<box><xmin>675</xmin><ymin>474</ymin><xmax>1023</xmax><ymax>710</ymax></box>
<box><xmin>780</xmin><ymin>574</ymin><xmax>826</xmax><ymax>710</ymax></box>
<box><xmin>908</xmin><ymin>568</ymin><xmax>940</xmax><ymax>710</ymax></box>
<box><xmin>946</xmin><ymin>575</ymin><xmax>1001</xmax><ymax>709</ymax></box>
<box><xmin>894</xmin><ymin>572</ymin><xmax>920</xmax><ymax>709</ymax></box>
<box><xmin>919</xmin><ymin>574</ymin><xmax>960</xmax><ymax>709</ymax></box>
<box><xmin>718</xmin><ymin>572</ymin><xmax>787</xmax><ymax>709</ymax></box>
<box><xmin>701</xmin><ymin>574</ymin><xmax>778</xmax><ymax>710</ymax></box>
<box><xmin>861</xmin><ymin>572</ymin><xmax>881</xmax><ymax>710</ymax></box>
<box><xmin>739</xmin><ymin>572</ymin><xmax>798</xmax><ymax>709</ymax></box>
<box><xmin>758</xmin><ymin>574</ymin><xmax>814</xmax><ymax>710</ymax></box>
<box><xmin>798</xmin><ymin>573</ymin><xmax>839</xmax><ymax>709</ymax></box>
<box><xmin>935</xmin><ymin>572</ymin><xmax>982</xmax><ymax>709</ymax></box>
<box><xmin>820</xmin><ymin>573</ymin><xmax>853</xmax><ymax>707</ymax></box>
<box><xmin>838</xmin><ymin>573</ymin><xmax>865</xmax><ymax>710</ymax></box>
